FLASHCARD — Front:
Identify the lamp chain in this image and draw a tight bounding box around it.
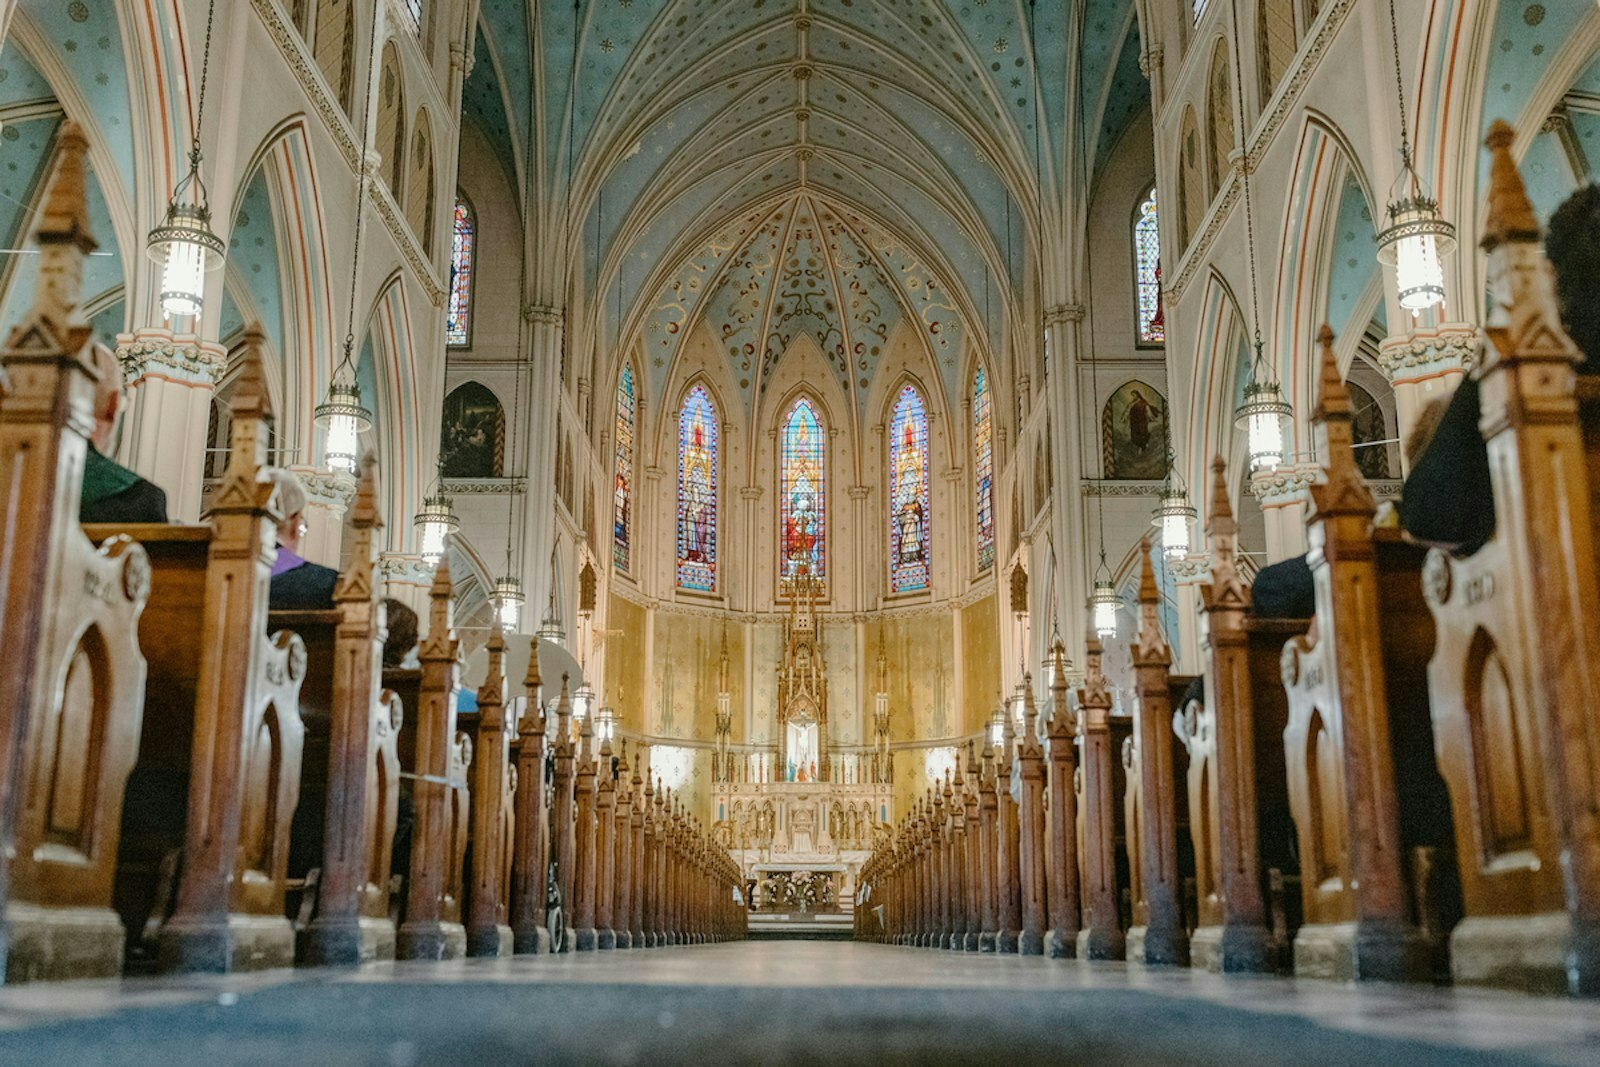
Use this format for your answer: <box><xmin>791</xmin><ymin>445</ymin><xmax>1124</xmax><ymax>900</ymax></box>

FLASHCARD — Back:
<box><xmin>190</xmin><ymin>0</ymin><xmax>216</xmax><ymax>167</ymax></box>
<box><xmin>1228</xmin><ymin>0</ymin><xmax>1264</xmax><ymax>360</ymax></box>
<box><xmin>1388</xmin><ymin>0</ymin><xmax>1412</xmax><ymax>168</ymax></box>
<box><xmin>340</xmin><ymin>3</ymin><xmax>384</xmax><ymax>372</ymax></box>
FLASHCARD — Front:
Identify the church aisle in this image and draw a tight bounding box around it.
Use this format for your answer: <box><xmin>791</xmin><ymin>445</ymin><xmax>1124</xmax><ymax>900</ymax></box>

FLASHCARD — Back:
<box><xmin>0</xmin><ymin>943</ymin><xmax>1591</xmax><ymax>1066</ymax></box>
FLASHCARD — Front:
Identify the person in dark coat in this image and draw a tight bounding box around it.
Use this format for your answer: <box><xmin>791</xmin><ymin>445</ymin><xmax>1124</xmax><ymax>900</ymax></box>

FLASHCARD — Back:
<box><xmin>266</xmin><ymin>468</ymin><xmax>340</xmax><ymax>610</ymax></box>
<box><xmin>79</xmin><ymin>342</ymin><xmax>168</xmax><ymax>524</ymax></box>
<box><xmin>1400</xmin><ymin>183</ymin><xmax>1600</xmax><ymax>555</ymax></box>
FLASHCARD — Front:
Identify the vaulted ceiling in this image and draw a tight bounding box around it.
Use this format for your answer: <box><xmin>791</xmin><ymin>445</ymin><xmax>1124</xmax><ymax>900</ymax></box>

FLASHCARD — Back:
<box><xmin>463</xmin><ymin>0</ymin><xmax>1147</xmax><ymax>416</ymax></box>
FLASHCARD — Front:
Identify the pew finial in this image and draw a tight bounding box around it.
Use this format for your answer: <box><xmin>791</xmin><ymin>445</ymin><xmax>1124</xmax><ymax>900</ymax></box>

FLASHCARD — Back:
<box><xmin>1309</xmin><ymin>324</ymin><xmax>1375</xmax><ymax>516</ymax></box>
<box><xmin>556</xmin><ymin>673</ymin><xmax>572</xmax><ymax>755</ymax></box>
<box><xmin>1079</xmin><ymin>634</ymin><xmax>1110</xmax><ymax>713</ymax></box>
<box><xmin>1207</xmin><ymin>454</ymin><xmax>1234</xmax><ymax>534</ymax></box>
<box><xmin>419</xmin><ymin>557</ymin><xmax>457</xmax><ymax>665</ymax></box>
<box><xmin>1482</xmin><ymin>121</ymin><xmax>1540</xmax><ymax>253</ymax></box>
<box><xmin>1133</xmin><ymin>537</ymin><xmax>1171</xmax><ymax>666</ymax></box>
<box><xmin>334</xmin><ymin>456</ymin><xmax>382</xmax><ymax>605</ymax></box>
<box><xmin>5</xmin><ymin>120</ymin><xmax>96</xmax><ymax>354</ymax></box>
<box><xmin>477</xmin><ymin>624</ymin><xmax>507</xmax><ymax>724</ymax></box>
<box><xmin>521</xmin><ymin>636</ymin><xmax>545</xmax><ymax>735</ymax></box>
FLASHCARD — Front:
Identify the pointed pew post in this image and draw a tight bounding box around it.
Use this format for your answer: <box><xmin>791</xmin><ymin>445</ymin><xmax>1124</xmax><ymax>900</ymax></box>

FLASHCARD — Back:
<box><xmin>1077</xmin><ymin>637</ymin><xmax>1126</xmax><ymax>960</ymax></box>
<box><xmin>1192</xmin><ymin>455</ymin><xmax>1274</xmax><ymax>973</ymax></box>
<box><xmin>570</xmin><ymin>699</ymin><xmax>599</xmax><ymax>951</ymax></box>
<box><xmin>630</xmin><ymin>751</ymin><xmax>647</xmax><ymax>947</ymax></box>
<box><xmin>465</xmin><ymin>627</ymin><xmax>513</xmax><ymax>956</ymax></box>
<box><xmin>1018</xmin><ymin>678</ymin><xmax>1048</xmax><ymax>955</ymax></box>
<box><xmin>304</xmin><ymin>457</ymin><xmax>391</xmax><ymax>965</ymax></box>
<box><xmin>159</xmin><ymin>327</ymin><xmax>307</xmax><ymax>974</ymax></box>
<box><xmin>595</xmin><ymin>727</ymin><xmax>617</xmax><ymax>950</ymax></box>
<box><xmin>930</xmin><ymin>785</ymin><xmax>948</xmax><ymax>947</ymax></box>
<box><xmin>397</xmin><ymin>561</ymin><xmax>466</xmax><ymax>959</ymax></box>
<box><xmin>613</xmin><ymin>742</ymin><xmax>634</xmax><ymax>949</ymax></box>
<box><xmin>550</xmin><ymin>677</ymin><xmax>576</xmax><ymax>950</ymax></box>
<box><xmin>1477</xmin><ymin>122</ymin><xmax>1600</xmax><ymax>995</ymax></box>
<box><xmin>946</xmin><ymin>767</ymin><xmax>967</xmax><ymax>951</ymax></box>
<box><xmin>1279</xmin><ymin>326</ymin><xmax>1426</xmax><ymax>981</ymax></box>
<box><xmin>1046</xmin><ymin>639</ymin><xmax>1082</xmax><ymax>958</ymax></box>
<box><xmin>649</xmin><ymin>779</ymin><xmax>666</xmax><ymax>946</ymax></box>
<box><xmin>960</xmin><ymin>742</ymin><xmax>982</xmax><ymax>950</ymax></box>
<box><xmin>976</xmin><ymin>741</ymin><xmax>1000</xmax><ymax>951</ymax></box>
<box><xmin>510</xmin><ymin>638</ymin><xmax>552</xmax><ymax>954</ymax></box>
<box><xmin>1129</xmin><ymin>538</ymin><xmax>1191</xmax><ymax>967</ymax></box>
<box><xmin>642</xmin><ymin>768</ymin><xmax>659</xmax><ymax>947</ymax></box>
<box><xmin>0</xmin><ymin>122</ymin><xmax>152</xmax><ymax>982</ymax></box>
<box><xmin>994</xmin><ymin>708</ymin><xmax>1023</xmax><ymax>954</ymax></box>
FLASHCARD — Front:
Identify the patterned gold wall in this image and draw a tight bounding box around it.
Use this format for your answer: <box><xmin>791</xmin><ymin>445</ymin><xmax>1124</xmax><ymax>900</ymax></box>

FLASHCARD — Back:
<box><xmin>961</xmin><ymin>593</ymin><xmax>1001</xmax><ymax>735</ymax></box>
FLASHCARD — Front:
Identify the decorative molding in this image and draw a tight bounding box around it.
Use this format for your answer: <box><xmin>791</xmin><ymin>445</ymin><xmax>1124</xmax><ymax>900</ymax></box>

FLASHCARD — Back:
<box><xmin>1082</xmin><ymin>479</ymin><xmax>1164</xmax><ymax>497</ymax></box>
<box><xmin>443</xmin><ymin>477</ymin><xmax>528</xmax><ymax>494</ymax></box>
<box><xmin>289</xmin><ymin>464</ymin><xmax>358</xmax><ymax>508</ymax></box>
<box><xmin>379</xmin><ymin>553</ymin><xmax>435</xmax><ymax>584</ymax></box>
<box><xmin>1169</xmin><ymin>0</ymin><xmax>1356</xmax><ymax>304</ymax></box>
<box><xmin>1167</xmin><ymin>555</ymin><xmax>1212</xmax><ymax>584</ymax></box>
<box><xmin>117</xmin><ymin>332</ymin><xmax>227</xmax><ymax>387</ymax></box>
<box><xmin>250</xmin><ymin>0</ymin><xmax>445</xmax><ymax>307</ymax></box>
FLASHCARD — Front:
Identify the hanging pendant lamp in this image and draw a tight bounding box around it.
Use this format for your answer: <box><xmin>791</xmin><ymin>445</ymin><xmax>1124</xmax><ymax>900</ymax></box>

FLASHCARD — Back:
<box><xmin>1152</xmin><ymin>447</ymin><xmax>1197</xmax><ymax>559</ymax></box>
<box><xmin>494</xmin><ymin>576</ymin><xmax>525</xmax><ymax>630</ymax></box>
<box><xmin>413</xmin><ymin>459</ymin><xmax>460</xmax><ymax>564</ymax></box>
<box><xmin>1374</xmin><ymin>0</ymin><xmax>1456</xmax><ymax>314</ymax></box>
<box><xmin>146</xmin><ymin>0</ymin><xmax>224</xmax><ymax>319</ymax></box>
<box><xmin>313</xmin><ymin>343</ymin><xmax>372</xmax><ymax>474</ymax></box>
<box><xmin>1234</xmin><ymin>342</ymin><xmax>1292</xmax><ymax>470</ymax></box>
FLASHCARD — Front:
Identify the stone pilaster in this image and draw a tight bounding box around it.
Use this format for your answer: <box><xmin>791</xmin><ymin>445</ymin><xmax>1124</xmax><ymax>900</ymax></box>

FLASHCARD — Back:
<box><xmin>379</xmin><ymin>552</ymin><xmax>434</xmax><ymax>615</ymax></box>
<box><xmin>1375</xmin><ymin>327</ymin><xmax>1477</xmax><ymax>473</ymax></box>
<box><xmin>289</xmin><ymin>465</ymin><xmax>357</xmax><ymax>567</ymax></box>
<box><xmin>116</xmin><ymin>328</ymin><xmax>227</xmax><ymax>522</ymax></box>
<box><xmin>1248</xmin><ymin>463</ymin><xmax>1319</xmax><ymax>563</ymax></box>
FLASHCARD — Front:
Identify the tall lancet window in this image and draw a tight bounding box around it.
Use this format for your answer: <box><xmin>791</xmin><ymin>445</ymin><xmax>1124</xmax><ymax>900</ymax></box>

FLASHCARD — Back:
<box><xmin>888</xmin><ymin>384</ymin><xmax>931</xmax><ymax>593</ymax></box>
<box><xmin>1135</xmin><ymin>187</ymin><xmax>1165</xmax><ymax>345</ymax></box>
<box><xmin>446</xmin><ymin>196</ymin><xmax>474</xmax><ymax>347</ymax></box>
<box><xmin>973</xmin><ymin>367</ymin><xmax>995</xmax><ymax>572</ymax></box>
<box><xmin>613</xmin><ymin>363</ymin><xmax>636</xmax><ymax>572</ymax></box>
<box><xmin>779</xmin><ymin>397</ymin><xmax>826</xmax><ymax>586</ymax></box>
<box><xmin>676</xmin><ymin>386</ymin><xmax>718</xmax><ymax>592</ymax></box>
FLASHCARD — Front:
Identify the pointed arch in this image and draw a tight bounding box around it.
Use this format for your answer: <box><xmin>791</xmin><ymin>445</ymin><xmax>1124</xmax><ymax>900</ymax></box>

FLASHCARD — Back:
<box><xmin>1206</xmin><ymin>41</ymin><xmax>1237</xmax><ymax>195</ymax></box>
<box><xmin>1178</xmin><ymin>106</ymin><xmax>1205</xmax><ymax>248</ymax></box>
<box><xmin>778</xmin><ymin>394</ymin><xmax>827</xmax><ymax>587</ymax></box>
<box><xmin>676</xmin><ymin>383</ymin><xmax>720</xmax><ymax>592</ymax></box>
<box><xmin>972</xmin><ymin>363</ymin><xmax>995</xmax><ymax>573</ymax></box>
<box><xmin>887</xmin><ymin>383</ymin><xmax>931</xmax><ymax>594</ymax></box>
<box><xmin>405</xmin><ymin>109</ymin><xmax>436</xmax><ymax>254</ymax></box>
<box><xmin>377</xmin><ymin>42</ymin><xmax>405</xmax><ymax>195</ymax></box>
<box><xmin>613</xmin><ymin>361</ymin><xmax>638</xmax><ymax>573</ymax></box>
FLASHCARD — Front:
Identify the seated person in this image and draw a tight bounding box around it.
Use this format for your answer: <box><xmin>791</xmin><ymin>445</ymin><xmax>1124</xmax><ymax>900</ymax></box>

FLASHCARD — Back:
<box><xmin>266</xmin><ymin>469</ymin><xmax>340</xmax><ymax>610</ymax></box>
<box><xmin>79</xmin><ymin>342</ymin><xmax>168</xmax><ymax>523</ymax></box>
<box><xmin>1252</xmin><ymin>388</ymin><xmax>1452</xmax><ymax>618</ymax></box>
<box><xmin>1400</xmin><ymin>182</ymin><xmax>1600</xmax><ymax>554</ymax></box>
<box><xmin>382</xmin><ymin>598</ymin><xmax>420</xmax><ymax>669</ymax></box>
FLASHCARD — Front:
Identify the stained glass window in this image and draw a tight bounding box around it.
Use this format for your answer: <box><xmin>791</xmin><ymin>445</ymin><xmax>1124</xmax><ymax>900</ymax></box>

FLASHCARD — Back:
<box><xmin>613</xmin><ymin>364</ymin><xmax>635</xmax><ymax>572</ymax></box>
<box><xmin>973</xmin><ymin>367</ymin><xmax>995</xmax><ymax>572</ymax></box>
<box><xmin>888</xmin><ymin>385</ymin><xmax>931</xmax><ymax>593</ymax></box>
<box><xmin>676</xmin><ymin>386</ymin><xmax>718</xmax><ymax>592</ymax></box>
<box><xmin>404</xmin><ymin>0</ymin><xmax>423</xmax><ymax>31</ymax></box>
<box><xmin>779</xmin><ymin>397</ymin><xmax>826</xmax><ymax>586</ymax></box>
<box><xmin>446</xmin><ymin>196</ymin><xmax>473</xmax><ymax>347</ymax></box>
<box><xmin>1135</xmin><ymin>188</ymin><xmax>1164</xmax><ymax>345</ymax></box>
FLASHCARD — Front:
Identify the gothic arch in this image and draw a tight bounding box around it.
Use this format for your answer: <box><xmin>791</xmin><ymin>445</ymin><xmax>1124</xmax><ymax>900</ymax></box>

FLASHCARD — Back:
<box><xmin>405</xmin><ymin>108</ymin><xmax>436</xmax><ymax>254</ymax></box>
<box><xmin>376</xmin><ymin>41</ymin><xmax>405</xmax><ymax>196</ymax></box>
<box><xmin>1205</xmin><ymin>39</ymin><xmax>1237</xmax><ymax>196</ymax></box>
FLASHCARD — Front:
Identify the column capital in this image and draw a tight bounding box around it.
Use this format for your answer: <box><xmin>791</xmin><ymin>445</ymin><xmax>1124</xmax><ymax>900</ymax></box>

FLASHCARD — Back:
<box><xmin>117</xmin><ymin>329</ymin><xmax>227</xmax><ymax>387</ymax></box>
<box><xmin>524</xmin><ymin>303</ymin><xmax>564</xmax><ymax>326</ymax></box>
<box><xmin>1167</xmin><ymin>554</ymin><xmax>1212</xmax><ymax>586</ymax></box>
<box><xmin>1137</xmin><ymin>46</ymin><xmax>1164</xmax><ymax>78</ymax></box>
<box><xmin>847</xmin><ymin>485</ymin><xmax>871</xmax><ymax>500</ymax></box>
<box><xmin>1375</xmin><ymin>326</ymin><xmax>1478</xmax><ymax>383</ymax></box>
<box><xmin>739</xmin><ymin>485</ymin><xmax>764</xmax><ymax>500</ymax></box>
<box><xmin>1248</xmin><ymin>462</ymin><xmax>1319</xmax><ymax>506</ymax></box>
<box><xmin>288</xmin><ymin>464</ymin><xmax>358</xmax><ymax>509</ymax></box>
<box><xmin>380</xmin><ymin>552</ymin><xmax>435</xmax><ymax>585</ymax></box>
<box><xmin>1045</xmin><ymin>304</ymin><xmax>1084</xmax><ymax>326</ymax></box>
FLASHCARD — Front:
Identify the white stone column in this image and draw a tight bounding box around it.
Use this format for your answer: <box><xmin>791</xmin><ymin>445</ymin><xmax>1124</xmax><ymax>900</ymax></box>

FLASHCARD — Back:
<box><xmin>1248</xmin><ymin>465</ymin><xmax>1318</xmax><ymax>564</ymax></box>
<box><xmin>379</xmin><ymin>554</ymin><xmax>433</xmax><ymax>616</ymax></box>
<box><xmin>1168</xmin><ymin>556</ymin><xmax>1211</xmax><ymax>677</ymax></box>
<box><xmin>848</xmin><ymin>484</ymin><xmax>871</xmax><ymax>610</ymax></box>
<box><xmin>289</xmin><ymin>465</ymin><xmax>357</xmax><ymax>567</ymax></box>
<box><xmin>116</xmin><ymin>329</ymin><xmax>226</xmax><ymax>522</ymax></box>
<box><xmin>740</xmin><ymin>484</ymin><xmax>762</xmax><ymax>612</ymax></box>
<box><xmin>522</xmin><ymin>305</ymin><xmax>564</xmax><ymax>617</ymax></box>
<box><xmin>1046</xmin><ymin>304</ymin><xmax>1088</xmax><ymax>664</ymax></box>
<box><xmin>1376</xmin><ymin>326</ymin><xmax>1476</xmax><ymax>474</ymax></box>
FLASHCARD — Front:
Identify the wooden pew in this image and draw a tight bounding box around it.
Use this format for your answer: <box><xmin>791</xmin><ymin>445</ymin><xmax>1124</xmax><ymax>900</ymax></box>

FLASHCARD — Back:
<box><xmin>1044</xmin><ymin>652</ymin><xmax>1081</xmax><ymax>958</ymax></box>
<box><xmin>1420</xmin><ymin>123</ymin><xmax>1600</xmax><ymax>995</ymax></box>
<box><xmin>461</xmin><ymin>627</ymin><xmax>514</xmax><ymax>957</ymax></box>
<box><xmin>1124</xmin><ymin>539</ymin><xmax>1194</xmax><ymax>968</ymax></box>
<box><xmin>1075</xmin><ymin>639</ymin><xmax>1126</xmax><ymax>960</ymax></box>
<box><xmin>1279</xmin><ymin>327</ymin><xmax>1459</xmax><ymax>982</ymax></box>
<box><xmin>0</xmin><ymin>123</ymin><xmax>153</xmax><ymax>982</ymax></box>
<box><xmin>1183</xmin><ymin>456</ymin><xmax>1305</xmax><ymax>973</ymax></box>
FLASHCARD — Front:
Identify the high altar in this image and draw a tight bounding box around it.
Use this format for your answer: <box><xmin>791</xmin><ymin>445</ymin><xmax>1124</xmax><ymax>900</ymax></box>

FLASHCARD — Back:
<box><xmin>710</xmin><ymin>571</ymin><xmax>894</xmax><ymax>913</ymax></box>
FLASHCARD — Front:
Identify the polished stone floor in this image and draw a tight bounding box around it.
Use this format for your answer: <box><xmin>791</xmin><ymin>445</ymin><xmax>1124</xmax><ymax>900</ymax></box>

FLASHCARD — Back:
<box><xmin>0</xmin><ymin>942</ymin><xmax>1595</xmax><ymax>1065</ymax></box>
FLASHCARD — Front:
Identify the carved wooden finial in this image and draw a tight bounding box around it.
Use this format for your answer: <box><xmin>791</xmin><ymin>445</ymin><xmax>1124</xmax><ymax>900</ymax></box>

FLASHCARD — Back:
<box><xmin>1207</xmin><ymin>454</ymin><xmax>1234</xmax><ymax>534</ymax></box>
<box><xmin>1133</xmin><ymin>536</ymin><xmax>1171</xmax><ymax>666</ymax></box>
<box><xmin>335</xmin><ymin>456</ymin><xmax>382</xmax><ymax>604</ymax></box>
<box><xmin>1310</xmin><ymin>324</ymin><xmax>1375</xmax><ymax>517</ymax></box>
<box><xmin>230</xmin><ymin>324</ymin><xmax>271</xmax><ymax>424</ymax></box>
<box><xmin>1137</xmin><ymin>535</ymin><xmax>1159</xmax><ymax>605</ymax></box>
<box><xmin>419</xmin><ymin>557</ymin><xmax>457</xmax><ymax>666</ymax></box>
<box><xmin>7</xmin><ymin>120</ymin><xmax>97</xmax><ymax>355</ymax></box>
<box><xmin>1482</xmin><ymin>121</ymin><xmax>1540</xmax><ymax>252</ymax></box>
<box><xmin>524</xmin><ymin>636</ymin><xmax>542</xmax><ymax>692</ymax></box>
<box><xmin>520</xmin><ymin>636</ymin><xmax>545</xmax><ymax>736</ymax></box>
<box><xmin>556</xmin><ymin>672</ymin><xmax>572</xmax><ymax>754</ymax></box>
<box><xmin>478</xmin><ymin>624</ymin><xmax>506</xmax><ymax>717</ymax></box>
<box><xmin>1313</xmin><ymin>325</ymin><xmax>1351</xmax><ymax>422</ymax></box>
<box><xmin>39</xmin><ymin>123</ymin><xmax>97</xmax><ymax>257</ymax></box>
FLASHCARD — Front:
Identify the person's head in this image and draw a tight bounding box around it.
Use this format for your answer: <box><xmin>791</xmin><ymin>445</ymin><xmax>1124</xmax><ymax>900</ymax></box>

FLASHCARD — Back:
<box><xmin>265</xmin><ymin>468</ymin><xmax>309</xmax><ymax>550</ymax></box>
<box><xmin>1545</xmin><ymin>183</ymin><xmax>1600</xmax><ymax>367</ymax></box>
<box><xmin>381</xmin><ymin>597</ymin><xmax>419</xmax><ymax>669</ymax></box>
<box><xmin>89</xmin><ymin>342</ymin><xmax>125</xmax><ymax>452</ymax></box>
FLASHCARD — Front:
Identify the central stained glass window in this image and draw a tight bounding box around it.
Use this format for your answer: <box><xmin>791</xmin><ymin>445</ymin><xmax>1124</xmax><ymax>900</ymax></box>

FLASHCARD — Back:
<box><xmin>779</xmin><ymin>397</ymin><xmax>826</xmax><ymax>587</ymax></box>
<box><xmin>676</xmin><ymin>386</ymin><xmax>718</xmax><ymax>592</ymax></box>
<box><xmin>888</xmin><ymin>384</ymin><xmax>930</xmax><ymax>593</ymax></box>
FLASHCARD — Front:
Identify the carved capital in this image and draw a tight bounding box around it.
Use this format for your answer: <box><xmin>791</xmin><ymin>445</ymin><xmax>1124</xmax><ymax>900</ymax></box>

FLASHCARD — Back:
<box><xmin>1248</xmin><ymin>463</ymin><xmax>1318</xmax><ymax>505</ymax></box>
<box><xmin>1045</xmin><ymin>303</ymin><xmax>1084</xmax><ymax>326</ymax></box>
<box><xmin>739</xmin><ymin>485</ymin><xmax>764</xmax><ymax>500</ymax></box>
<box><xmin>380</xmin><ymin>553</ymin><xmax>436</xmax><ymax>584</ymax></box>
<box><xmin>1167</xmin><ymin>554</ymin><xmax>1212</xmax><ymax>585</ymax></box>
<box><xmin>1137</xmin><ymin>46</ymin><xmax>1163</xmax><ymax>78</ymax></box>
<box><xmin>847</xmin><ymin>485</ymin><xmax>871</xmax><ymax>500</ymax></box>
<box><xmin>117</xmin><ymin>331</ymin><xmax>227</xmax><ymax>386</ymax></box>
<box><xmin>524</xmin><ymin>303</ymin><xmax>564</xmax><ymax>326</ymax></box>
<box><xmin>1375</xmin><ymin>327</ymin><xmax>1479</xmax><ymax>381</ymax></box>
<box><xmin>289</xmin><ymin>464</ymin><xmax>357</xmax><ymax>509</ymax></box>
